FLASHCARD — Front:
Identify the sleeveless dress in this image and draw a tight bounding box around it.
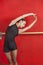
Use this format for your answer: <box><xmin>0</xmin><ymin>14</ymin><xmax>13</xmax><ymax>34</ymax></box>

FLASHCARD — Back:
<box><xmin>4</xmin><ymin>24</ymin><xmax>18</xmax><ymax>52</ymax></box>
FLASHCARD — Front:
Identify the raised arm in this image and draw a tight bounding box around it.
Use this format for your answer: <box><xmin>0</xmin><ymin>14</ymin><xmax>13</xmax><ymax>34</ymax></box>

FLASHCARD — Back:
<box><xmin>18</xmin><ymin>14</ymin><xmax>37</xmax><ymax>34</ymax></box>
<box><xmin>9</xmin><ymin>13</ymin><xmax>37</xmax><ymax>26</ymax></box>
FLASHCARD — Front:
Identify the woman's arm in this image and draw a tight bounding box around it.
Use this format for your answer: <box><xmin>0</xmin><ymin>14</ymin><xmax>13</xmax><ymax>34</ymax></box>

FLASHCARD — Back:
<box><xmin>18</xmin><ymin>14</ymin><xmax>37</xmax><ymax>34</ymax></box>
<box><xmin>9</xmin><ymin>13</ymin><xmax>36</xmax><ymax>26</ymax></box>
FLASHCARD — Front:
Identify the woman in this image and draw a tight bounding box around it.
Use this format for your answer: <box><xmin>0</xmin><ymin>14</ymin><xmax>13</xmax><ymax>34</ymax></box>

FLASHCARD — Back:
<box><xmin>4</xmin><ymin>13</ymin><xmax>37</xmax><ymax>65</ymax></box>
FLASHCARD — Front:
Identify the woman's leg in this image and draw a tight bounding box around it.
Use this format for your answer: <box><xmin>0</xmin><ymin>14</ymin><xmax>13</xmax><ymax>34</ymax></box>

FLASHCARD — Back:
<box><xmin>4</xmin><ymin>52</ymin><xmax>13</xmax><ymax>65</ymax></box>
<box><xmin>12</xmin><ymin>49</ymin><xmax>18</xmax><ymax>65</ymax></box>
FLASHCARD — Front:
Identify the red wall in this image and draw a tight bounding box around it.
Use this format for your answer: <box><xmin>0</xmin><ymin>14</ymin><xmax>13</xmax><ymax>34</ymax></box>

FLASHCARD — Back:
<box><xmin>0</xmin><ymin>0</ymin><xmax>43</xmax><ymax>65</ymax></box>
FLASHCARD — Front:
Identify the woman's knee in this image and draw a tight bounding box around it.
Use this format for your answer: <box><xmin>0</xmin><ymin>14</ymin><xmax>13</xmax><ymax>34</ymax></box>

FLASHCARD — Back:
<box><xmin>8</xmin><ymin>58</ymin><xmax>12</xmax><ymax>62</ymax></box>
<box><xmin>11</xmin><ymin>50</ymin><xmax>18</xmax><ymax>64</ymax></box>
<box><xmin>4</xmin><ymin>52</ymin><xmax>13</xmax><ymax>64</ymax></box>
<box><xmin>12</xmin><ymin>55</ymin><xmax>17</xmax><ymax>63</ymax></box>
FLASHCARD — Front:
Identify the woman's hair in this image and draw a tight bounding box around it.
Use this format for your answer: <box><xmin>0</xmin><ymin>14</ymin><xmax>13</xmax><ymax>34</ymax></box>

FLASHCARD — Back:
<box><xmin>17</xmin><ymin>18</ymin><xmax>25</xmax><ymax>22</ymax></box>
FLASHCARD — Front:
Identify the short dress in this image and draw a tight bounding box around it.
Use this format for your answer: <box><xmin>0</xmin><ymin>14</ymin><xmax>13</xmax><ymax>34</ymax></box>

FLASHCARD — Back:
<box><xmin>4</xmin><ymin>24</ymin><xmax>18</xmax><ymax>52</ymax></box>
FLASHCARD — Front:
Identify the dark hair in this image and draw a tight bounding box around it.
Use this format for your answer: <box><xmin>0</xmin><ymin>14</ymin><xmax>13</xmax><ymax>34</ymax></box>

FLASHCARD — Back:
<box><xmin>17</xmin><ymin>18</ymin><xmax>25</xmax><ymax>22</ymax></box>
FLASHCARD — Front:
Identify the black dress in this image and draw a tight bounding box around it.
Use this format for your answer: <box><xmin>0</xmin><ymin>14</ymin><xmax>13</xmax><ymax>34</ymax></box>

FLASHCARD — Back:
<box><xmin>4</xmin><ymin>24</ymin><xmax>18</xmax><ymax>52</ymax></box>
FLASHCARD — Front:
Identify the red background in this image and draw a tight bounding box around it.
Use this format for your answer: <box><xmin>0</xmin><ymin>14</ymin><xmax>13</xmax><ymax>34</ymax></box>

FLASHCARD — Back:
<box><xmin>0</xmin><ymin>0</ymin><xmax>43</xmax><ymax>65</ymax></box>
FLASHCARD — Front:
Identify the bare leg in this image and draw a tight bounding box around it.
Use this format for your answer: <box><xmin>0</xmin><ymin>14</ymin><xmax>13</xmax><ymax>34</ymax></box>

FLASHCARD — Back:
<box><xmin>4</xmin><ymin>52</ymin><xmax>13</xmax><ymax>65</ymax></box>
<box><xmin>12</xmin><ymin>49</ymin><xmax>18</xmax><ymax>65</ymax></box>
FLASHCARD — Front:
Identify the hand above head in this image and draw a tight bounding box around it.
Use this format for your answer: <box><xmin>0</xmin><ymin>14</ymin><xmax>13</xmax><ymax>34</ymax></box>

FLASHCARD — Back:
<box><xmin>9</xmin><ymin>13</ymin><xmax>37</xmax><ymax>26</ymax></box>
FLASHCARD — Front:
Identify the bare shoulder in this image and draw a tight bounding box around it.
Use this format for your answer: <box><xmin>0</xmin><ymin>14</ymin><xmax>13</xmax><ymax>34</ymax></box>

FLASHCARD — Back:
<box><xmin>8</xmin><ymin>19</ymin><xmax>17</xmax><ymax>26</ymax></box>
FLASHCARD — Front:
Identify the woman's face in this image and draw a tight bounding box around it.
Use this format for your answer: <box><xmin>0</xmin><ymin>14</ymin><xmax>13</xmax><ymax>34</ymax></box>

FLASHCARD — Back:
<box><xmin>19</xmin><ymin>20</ymin><xmax>26</xmax><ymax>28</ymax></box>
